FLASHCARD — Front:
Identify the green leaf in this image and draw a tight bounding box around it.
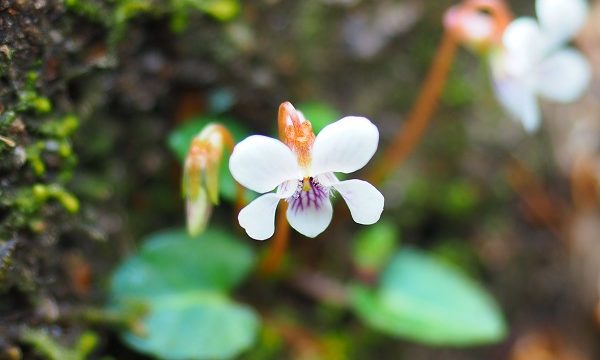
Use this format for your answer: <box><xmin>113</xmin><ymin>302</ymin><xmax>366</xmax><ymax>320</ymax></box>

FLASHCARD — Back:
<box><xmin>112</xmin><ymin>229</ymin><xmax>255</xmax><ymax>297</ymax></box>
<box><xmin>122</xmin><ymin>291</ymin><xmax>258</xmax><ymax>360</ymax></box>
<box><xmin>167</xmin><ymin>116</ymin><xmax>249</xmax><ymax>201</ymax></box>
<box><xmin>110</xmin><ymin>228</ymin><xmax>259</xmax><ymax>359</ymax></box>
<box><xmin>351</xmin><ymin>248</ymin><xmax>506</xmax><ymax>346</ymax></box>
<box><xmin>296</xmin><ymin>101</ymin><xmax>341</xmax><ymax>133</ymax></box>
<box><xmin>352</xmin><ymin>221</ymin><xmax>398</xmax><ymax>273</ymax></box>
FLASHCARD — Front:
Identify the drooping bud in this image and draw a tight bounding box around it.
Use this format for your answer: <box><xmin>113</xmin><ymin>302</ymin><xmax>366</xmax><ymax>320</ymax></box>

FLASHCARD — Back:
<box><xmin>444</xmin><ymin>0</ymin><xmax>512</xmax><ymax>54</ymax></box>
<box><xmin>183</xmin><ymin>123</ymin><xmax>231</xmax><ymax>236</ymax></box>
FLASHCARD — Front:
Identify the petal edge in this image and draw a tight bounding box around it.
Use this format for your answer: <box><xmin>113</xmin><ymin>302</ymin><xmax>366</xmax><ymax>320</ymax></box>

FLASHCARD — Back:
<box><xmin>229</xmin><ymin>135</ymin><xmax>300</xmax><ymax>194</ymax></box>
<box><xmin>310</xmin><ymin>116</ymin><xmax>379</xmax><ymax>176</ymax></box>
<box><xmin>333</xmin><ymin>179</ymin><xmax>384</xmax><ymax>225</ymax></box>
<box><xmin>286</xmin><ymin>198</ymin><xmax>333</xmax><ymax>238</ymax></box>
<box><xmin>238</xmin><ymin>193</ymin><xmax>281</xmax><ymax>240</ymax></box>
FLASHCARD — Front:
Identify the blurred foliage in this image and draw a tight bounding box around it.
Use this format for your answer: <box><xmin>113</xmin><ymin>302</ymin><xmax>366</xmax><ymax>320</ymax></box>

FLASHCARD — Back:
<box><xmin>351</xmin><ymin>248</ymin><xmax>506</xmax><ymax>345</ymax></box>
<box><xmin>65</xmin><ymin>0</ymin><xmax>240</xmax><ymax>45</ymax></box>
<box><xmin>352</xmin><ymin>221</ymin><xmax>398</xmax><ymax>275</ymax></box>
<box><xmin>21</xmin><ymin>329</ymin><xmax>99</xmax><ymax>360</ymax></box>
<box><xmin>442</xmin><ymin>67</ymin><xmax>476</xmax><ymax>107</ymax></box>
<box><xmin>296</xmin><ymin>101</ymin><xmax>341</xmax><ymax>133</ymax></box>
<box><xmin>110</xmin><ymin>228</ymin><xmax>259</xmax><ymax>359</ymax></box>
<box><xmin>399</xmin><ymin>176</ymin><xmax>481</xmax><ymax>228</ymax></box>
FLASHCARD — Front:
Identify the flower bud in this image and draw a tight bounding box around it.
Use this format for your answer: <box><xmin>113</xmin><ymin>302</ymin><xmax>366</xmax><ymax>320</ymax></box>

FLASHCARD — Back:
<box><xmin>444</xmin><ymin>0</ymin><xmax>512</xmax><ymax>54</ymax></box>
<box><xmin>183</xmin><ymin>124</ymin><xmax>228</xmax><ymax>236</ymax></box>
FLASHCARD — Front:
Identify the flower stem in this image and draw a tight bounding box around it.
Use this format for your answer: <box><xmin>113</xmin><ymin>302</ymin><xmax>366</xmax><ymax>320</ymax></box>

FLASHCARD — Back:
<box><xmin>258</xmin><ymin>201</ymin><xmax>290</xmax><ymax>276</ymax></box>
<box><xmin>368</xmin><ymin>30</ymin><xmax>458</xmax><ymax>185</ymax></box>
<box><xmin>258</xmin><ymin>104</ymin><xmax>298</xmax><ymax>276</ymax></box>
<box><xmin>216</xmin><ymin>124</ymin><xmax>247</xmax><ymax>213</ymax></box>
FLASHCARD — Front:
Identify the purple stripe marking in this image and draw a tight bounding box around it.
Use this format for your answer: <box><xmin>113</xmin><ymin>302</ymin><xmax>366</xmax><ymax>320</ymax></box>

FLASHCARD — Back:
<box><xmin>289</xmin><ymin>178</ymin><xmax>329</xmax><ymax>214</ymax></box>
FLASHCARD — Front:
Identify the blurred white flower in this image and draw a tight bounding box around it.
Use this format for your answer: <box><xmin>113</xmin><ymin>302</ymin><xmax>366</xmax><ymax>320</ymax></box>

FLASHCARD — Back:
<box><xmin>444</xmin><ymin>0</ymin><xmax>512</xmax><ymax>53</ymax></box>
<box><xmin>490</xmin><ymin>0</ymin><xmax>591</xmax><ymax>132</ymax></box>
<box><xmin>229</xmin><ymin>102</ymin><xmax>384</xmax><ymax>240</ymax></box>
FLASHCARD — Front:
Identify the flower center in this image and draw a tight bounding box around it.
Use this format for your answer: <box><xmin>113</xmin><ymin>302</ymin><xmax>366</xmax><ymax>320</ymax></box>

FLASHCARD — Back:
<box><xmin>288</xmin><ymin>177</ymin><xmax>329</xmax><ymax>214</ymax></box>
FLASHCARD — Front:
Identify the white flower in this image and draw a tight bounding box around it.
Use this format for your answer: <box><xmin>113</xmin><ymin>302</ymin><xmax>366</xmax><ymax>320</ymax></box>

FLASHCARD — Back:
<box><xmin>490</xmin><ymin>0</ymin><xmax>591</xmax><ymax>132</ymax></box>
<box><xmin>229</xmin><ymin>103</ymin><xmax>384</xmax><ymax>240</ymax></box>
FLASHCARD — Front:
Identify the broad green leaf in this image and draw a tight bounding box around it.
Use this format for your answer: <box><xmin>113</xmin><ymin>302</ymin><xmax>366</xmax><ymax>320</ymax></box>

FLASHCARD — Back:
<box><xmin>110</xmin><ymin>228</ymin><xmax>259</xmax><ymax>359</ymax></box>
<box><xmin>112</xmin><ymin>229</ymin><xmax>255</xmax><ymax>297</ymax></box>
<box><xmin>122</xmin><ymin>291</ymin><xmax>258</xmax><ymax>360</ymax></box>
<box><xmin>167</xmin><ymin>116</ymin><xmax>249</xmax><ymax>201</ymax></box>
<box><xmin>351</xmin><ymin>248</ymin><xmax>506</xmax><ymax>345</ymax></box>
<box><xmin>296</xmin><ymin>101</ymin><xmax>341</xmax><ymax>133</ymax></box>
<box><xmin>352</xmin><ymin>222</ymin><xmax>398</xmax><ymax>273</ymax></box>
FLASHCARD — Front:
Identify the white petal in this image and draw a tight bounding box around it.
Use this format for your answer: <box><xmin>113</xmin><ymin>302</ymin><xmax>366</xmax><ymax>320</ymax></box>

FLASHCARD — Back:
<box><xmin>310</xmin><ymin>116</ymin><xmax>379</xmax><ymax>176</ymax></box>
<box><xmin>286</xmin><ymin>197</ymin><xmax>333</xmax><ymax>238</ymax></box>
<box><xmin>536</xmin><ymin>0</ymin><xmax>588</xmax><ymax>44</ymax></box>
<box><xmin>315</xmin><ymin>172</ymin><xmax>339</xmax><ymax>187</ymax></box>
<box><xmin>492</xmin><ymin>75</ymin><xmax>541</xmax><ymax>133</ymax></box>
<box><xmin>533</xmin><ymin>48</ymin><xmax>591</xmax><ymax>102</ymax></box>
<box><xmin>229</xmin><ymin>135</ymin><xmax>300</xmax><ymax>193</ymax></box>
<box><xmin>503</xmin><ymin>18</ymin><xmax>545</xmax><ymax>64</ymax></box>
<box><xmin>333</xmin><ymin>180</ymin><xmax>384</xmax><ymax>225</ymax></box>
<box><xmin>238</xmin><ymin>193</ymin><xmax>281</xmax><ymax>240</ymax></box>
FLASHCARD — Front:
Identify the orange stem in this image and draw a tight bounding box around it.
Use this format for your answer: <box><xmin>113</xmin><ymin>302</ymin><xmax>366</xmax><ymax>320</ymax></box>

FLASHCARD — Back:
<box><xmin>368</xmin><ymin>30</ymin><xmax>458</xmax><ymax>185</ymax></box>
<box><xmin>258</xmin><ymin>202</ymin><xmax>290</xmax><ymax>276</ymax></box>
<box><xmin>257</xmin><ymin>104</ymin><xmax>295</xmax><ymax>276</ymax></box>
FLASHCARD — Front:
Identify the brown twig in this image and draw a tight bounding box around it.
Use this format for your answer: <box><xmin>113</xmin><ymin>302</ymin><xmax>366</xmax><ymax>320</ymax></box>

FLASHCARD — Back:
<box><xmin>368</xmin><ymin>29</ymin><xmax>458</xmax><ymax>185</ymax></box>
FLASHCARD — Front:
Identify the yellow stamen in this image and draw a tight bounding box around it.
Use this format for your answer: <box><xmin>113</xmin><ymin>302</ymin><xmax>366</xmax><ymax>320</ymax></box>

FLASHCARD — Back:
<box><xmin>302</xmin><ymin>177</ymin><xmax>312</xmax><ymax>192</ymax></box>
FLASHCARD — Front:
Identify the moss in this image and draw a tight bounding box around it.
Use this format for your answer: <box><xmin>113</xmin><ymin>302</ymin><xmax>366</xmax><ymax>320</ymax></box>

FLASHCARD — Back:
<box><xmin>15</xmin><ymin>72</ymin><xmax>54</xmax><ymax>114</ymax></box>
<box><xmin>65</xmin><ymin>0</ymin><xmax>240</xmax><ymax>46</ymax></box>
<box><xmin>0</xmin><ymin>2</ymin><xmax>83</xmax><ymax>303</ymax></box>
<box><xmin>1</xmin><ymin>183</ymin><xmax>78</xmax><ymax>236</ymax></box>
<box><xmin>0</xmin><ymin>240</ymin><xmax>17</xmax><ymax>285</ymax></box>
